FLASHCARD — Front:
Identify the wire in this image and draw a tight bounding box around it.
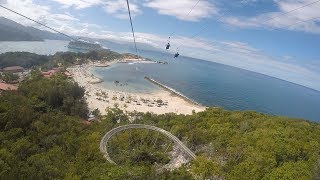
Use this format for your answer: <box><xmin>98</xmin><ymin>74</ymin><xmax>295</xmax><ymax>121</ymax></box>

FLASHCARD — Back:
<box><xmin>186</xmin><ymin>0</ymin><xmax>202</xmax><ymax>17</ymax></box>
<box><xmin>175</xmin><ymin>0</ymin><xmax>320</xmax><ymax>51</ymax></box>
<box><xmin>0</xmin><ymin>4</ymin><xmax>77</xmax><ymax>41</ymax></box>
<box><xmin>263</xmin><ymin>0</ymin><xmax>320</xmax><ymax>24</ymax></box>
<box><xmin>168</xmin><ymin>0</ymin><xmax>202</xmax><ymax>39</ymax></box>
<box><xmin>271</xmin><ymin>16</ymin><xmax>320</xmax><ymax>32</ymax></box>
<box><xmin>175</xmin><ymin>14</ymin><xmax>225</xmax><ymax>50</ymax></box>
<box><xmin>174</xmin><ymin>7</ymin><xmax>234</xmax><ymax>50</ymax></box>
<box><xmin>125</xmin><ymin>0</ymin><xmax>138</xmax><ymax>54</ymax></box>
<box><xmin>190</xmin><ymin>16</ymin><xmax>320</xmax><ymax>59</ymax></box>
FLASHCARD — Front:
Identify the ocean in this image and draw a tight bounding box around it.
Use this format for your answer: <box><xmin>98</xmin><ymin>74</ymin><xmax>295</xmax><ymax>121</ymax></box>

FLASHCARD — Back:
<box><xmin>0</xmin><ymin>40</ymin><xmax>69</xmax><ymax>55</ymax></box>
<box><xmin>1</xmin><ymin>40</ymin><xmax>319</xmax><ymax>121</ymax></box>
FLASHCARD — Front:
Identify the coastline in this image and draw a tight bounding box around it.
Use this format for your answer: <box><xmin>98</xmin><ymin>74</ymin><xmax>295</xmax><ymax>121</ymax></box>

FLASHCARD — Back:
<box><xmin>67</xmin><ymin>59</ymin><xmax>206</xmax><ymax>115</ymax></box>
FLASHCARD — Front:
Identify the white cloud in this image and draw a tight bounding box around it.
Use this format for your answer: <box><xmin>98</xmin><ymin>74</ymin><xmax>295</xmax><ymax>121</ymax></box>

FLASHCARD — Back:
<box><xmin>49</xmin><ymin>0</ymin><xmax>142</xmax><ymax>19</ymax></box>
<box><xmin>51</xmin><ymin>0</ymin><xmax>217</xmax><ymax>21</ymax></box>
<box><xmin>0</xmin><ymin>0</ymin><xmax>78</xmax><ymax>28</ymax></box>
<box><xmin>0</xmin><ymin>0</ymin><xmax>105</xmax><ymax>37</ymax></box>
<box><xmin>50</xmin><ymin>0</ymin><xmax>141</xmax><ymax>19</ymax></box>
<box><xmin>220</xmin><ymin>0</ymin><xmax>320</xmax><ymax>34</ymax></box>
<box><xmin>0</xmin><ymin>0</ymin><xmax>50</xmax><ymax>25</ymax></box>
<box><xmin>49</xmin><ymin>0</ymin><xmax>102</xmax><ymax>9</ymax></box>
<box><xmin>49</xmin><ymin>14</ymin><xmax>78</xmax><ymax>22</ymax></box>
<box><xmin>240</xmin><ymin>0</ymin><xmax>259</xmax><ymax>4</ymax></box>
<box><xmin>104</xmin><ymin>0</ymin><xmax>141</xmax><ymax>19</ymax></box>
<box><xmin>144</xmin><ymin>0</ymin><xmax>218</xmax><ymax>21</ymax></box>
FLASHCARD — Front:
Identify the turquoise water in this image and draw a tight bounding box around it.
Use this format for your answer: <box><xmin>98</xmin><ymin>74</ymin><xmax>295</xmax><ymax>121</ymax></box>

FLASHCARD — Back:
<box><xmin>1</xmin><ymin>40</ymin><xmax>319</xmax><ymax>121</ymax></box>
<box><xmin>93</xmin><ymin>64</ymin><xmax>161</xmax><ymax>94</ymax></box>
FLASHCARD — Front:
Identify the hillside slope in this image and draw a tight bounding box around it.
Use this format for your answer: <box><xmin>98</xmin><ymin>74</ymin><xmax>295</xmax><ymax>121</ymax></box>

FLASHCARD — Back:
<box><xmin>0</xmin><ymin>17</ymin><xmax>69</xmax><ymax>41</ymax></box>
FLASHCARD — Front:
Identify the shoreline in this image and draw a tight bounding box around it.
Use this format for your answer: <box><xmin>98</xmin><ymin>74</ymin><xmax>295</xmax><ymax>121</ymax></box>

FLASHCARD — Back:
<box><xmin>67</xmin><ymin>60</ymin><xmax>206</xmax><ymax>115</ymax></box>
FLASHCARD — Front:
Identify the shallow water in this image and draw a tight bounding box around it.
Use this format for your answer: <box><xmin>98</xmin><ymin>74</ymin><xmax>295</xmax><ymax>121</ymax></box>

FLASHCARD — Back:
<box><xmin>92</xmin><ymin>63</ymin><xmax>161</xmax><ymax>94</ymax></box>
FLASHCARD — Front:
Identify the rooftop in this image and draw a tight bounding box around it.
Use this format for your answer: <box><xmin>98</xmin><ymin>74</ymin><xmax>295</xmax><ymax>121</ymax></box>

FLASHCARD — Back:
<box><xmin>3</xmin><ymin>66</ymin><xmax>24</xmax><ymax>72</ymax></box>
<box><xmin>0</xmin><ymin>83</ymin><xmax>18</xmax><ymax>91</ymax></box>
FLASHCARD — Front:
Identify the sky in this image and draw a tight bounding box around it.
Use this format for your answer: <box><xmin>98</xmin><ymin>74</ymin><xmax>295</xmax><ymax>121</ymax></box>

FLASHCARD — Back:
<box><xmin>0</xmin><ymin>0</ymin><xmax>320</xmax><ymax>91</ymax></box>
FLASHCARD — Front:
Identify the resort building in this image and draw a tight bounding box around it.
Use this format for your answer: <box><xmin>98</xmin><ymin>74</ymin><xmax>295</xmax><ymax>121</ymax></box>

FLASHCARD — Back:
<box><xmin>0</xmin><ymin>83</ymin><xmax>18</xmax><ymax>92</ymax></box>
<box><xmin>2</xmin><ymin>66</ymin><xmax>25</xmax><ymax>73</ymax></box>
<box><xmin>41</xmin><ymin>68</ymin><xmax>61</xmax><ymax>78</ymax></box>
<box><xmin>42</xmin><ymin>70</ymin><xmax>57</xmax><ymax>78</ymax></box>
<box><xmin>64</xmin><ymin>71</ymin><xmax>73</xmax><ymax>78</ymax></box>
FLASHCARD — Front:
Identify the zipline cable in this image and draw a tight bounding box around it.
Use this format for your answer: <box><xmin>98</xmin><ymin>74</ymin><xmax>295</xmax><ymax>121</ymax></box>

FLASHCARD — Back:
<box><xmin>175</xmin><ymin>13</ymin><xmax>225</xmax><ymax>50</ymax></box>
<box><xmin>0</xmin><ymin>4</ymin><xmax>77</xmax><ymax>41</ymax></box>
<box><xmin>263</xmin><ymin>0</ymin><xmax>320</xmax><ymax>24</ymax></box>
<box><xmin>174</xmin><ymin>0</ymin><xmax>320</xmax><ymax>51</ymax></box>
<box><xmin>192</xmin><ymin>16</ymin><xmax>320</xmax><ymax>59</ymax></box>
<box><xmin>168</xmin><ymin>0</ymin><xmax>202</xmax><ymax>39</ymax></box>
<box><xmin>180</xmin><ymin>16</ymin><xmax>320</xmax><ymax>53</ymax></box>
<box><xmin>271</xmin><ymin>16</ymin><xmax>320</xmax><ymax>32</ymax></box>
<box><xmin>125</xmin><ymin>0</ymin><xmax>138</xmax><ymax>54</ymax></box>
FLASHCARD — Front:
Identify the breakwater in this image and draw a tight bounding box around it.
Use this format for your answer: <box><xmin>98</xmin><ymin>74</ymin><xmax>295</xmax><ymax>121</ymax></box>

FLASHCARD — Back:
<box><xmin>144</xmin><ymin>76</ymin><xmax>201</xmax><ymax>106</ymax></box>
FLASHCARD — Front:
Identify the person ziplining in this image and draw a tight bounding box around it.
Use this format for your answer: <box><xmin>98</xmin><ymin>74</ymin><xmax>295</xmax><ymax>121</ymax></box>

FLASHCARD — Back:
<box><xmin>174</xmin><ymin>52</ymin><xmax>180</xmax><ymax>58</ymax></box>
<box><xmin>166</xmin><ymin>37</ymin><xmax>171</xmax><ymax>50</ymax></box>
<box><xmin>166</xmin><ymin>42</ymin><xmax>171</xmax><ymax>50</ymax></box>
<box><xmin>174</xmin><ymin>48</ymin><xmax>180</xmax><ymax>58</ymax></box>
<box><xmin>170</xmin><ymin>0</ymin><xmax>320</xmax><ymax>59</ymax></box>
<box><xmin>165</xmin><ymin>0</ymin><xmax>202</xmax><ymax>51</ymax></box>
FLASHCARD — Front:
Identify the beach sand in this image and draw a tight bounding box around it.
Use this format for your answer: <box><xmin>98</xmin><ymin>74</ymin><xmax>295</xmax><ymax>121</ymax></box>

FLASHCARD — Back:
<box><xmin>67</xmin><ymin>60</ymin><xmax>206</xmax><ymax>115</ymax></box>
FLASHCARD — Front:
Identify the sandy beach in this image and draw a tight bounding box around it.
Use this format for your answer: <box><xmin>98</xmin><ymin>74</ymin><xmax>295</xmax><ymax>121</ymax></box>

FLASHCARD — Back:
<box><xmin>67</xmin><ymin>59</ymin><xmax>206</xmax><ymax>115</ymax></box>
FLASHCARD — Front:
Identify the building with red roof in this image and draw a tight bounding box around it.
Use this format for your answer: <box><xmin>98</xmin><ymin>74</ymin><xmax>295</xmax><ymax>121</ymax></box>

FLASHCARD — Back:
<box><xmin>41</xmin><ymin>68</ymin><xmax>61</xmax><ymax>78</ymax></box>
<box><xmin>2</xmin><ymin>66</ymin><xmax>25</xmax><ymax>73</ymax></box>
<box><xmin>0</xmin><ymin>83</ymin><xmax>18</xmax><ymax>91</ymax></box>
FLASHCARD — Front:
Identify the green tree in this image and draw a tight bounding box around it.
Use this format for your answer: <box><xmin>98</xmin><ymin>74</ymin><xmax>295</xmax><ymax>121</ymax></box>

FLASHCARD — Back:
<box><xmin>0</xmin><ymin>72</ymin><xmax>19</xmax><ymax>83</ymax></box>
<box><xmin>191</xmin><ymin>156</ymin><xmax>223</xmax><ymax>179</ymax></box>
<box><xmin>264</xmin><ymin>161</ymin><xmax>311</xmax><ymax>180</ymax></box>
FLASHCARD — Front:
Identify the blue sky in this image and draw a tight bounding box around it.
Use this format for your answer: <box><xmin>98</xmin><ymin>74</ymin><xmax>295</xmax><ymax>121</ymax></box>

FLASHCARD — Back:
<box><xmin>0</xmin><ymin>0</ymin><xmax>320</xmax><ymax>90</ymax></box>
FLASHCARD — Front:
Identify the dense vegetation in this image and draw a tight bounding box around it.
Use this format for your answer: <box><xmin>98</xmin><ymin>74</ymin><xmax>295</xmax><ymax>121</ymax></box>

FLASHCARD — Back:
<box><xmin>144</xmin><ymin>111</ymin><xmax>320</xmax><ymax>179</ymax></box>
<box><xmin>0</xmin><ymin>72</ymin><xmax>19</xmax><ymax>83</ymax></box>
<box><xmin>0</xmin><ymin>50</ymin><xmax>126</xmax><ymax>70</ymax></box>
<box><xmin>0</xmin><ymin>72</ymin><xmax>320</xmax><ymax>179</ymax></box>
<box><xmin>0</xmin><ymin>52</ymin><xmax>49</xmax><ymax>69</ymax></box>
<box><xmin>0</xmin><ymin>17</ymin><xmax>68</xmax><ymax>41</ymax></box>
<box><xmin>0</xmin><ymin>74</ymin><xmax>175</xmax><ymax>179</ymax></box>
<box><xmin>108</xmin><ymin>129</ymin><xmax>172</xmax><ymax>166</ymax></box>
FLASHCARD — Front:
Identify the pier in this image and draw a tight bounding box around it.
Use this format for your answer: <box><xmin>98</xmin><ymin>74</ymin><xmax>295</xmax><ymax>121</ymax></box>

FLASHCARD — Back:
<box><xmin>144</xmin><ymin>76</ymin><xmax>201</xmax><ymax>106</ymax></box>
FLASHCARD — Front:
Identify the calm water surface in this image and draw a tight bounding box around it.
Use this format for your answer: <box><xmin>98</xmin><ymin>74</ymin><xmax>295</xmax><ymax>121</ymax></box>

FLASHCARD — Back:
<box><xmin>0</xmin><ymin>40</ymin><xmax>69</xmax><ymax>55</ymax></box>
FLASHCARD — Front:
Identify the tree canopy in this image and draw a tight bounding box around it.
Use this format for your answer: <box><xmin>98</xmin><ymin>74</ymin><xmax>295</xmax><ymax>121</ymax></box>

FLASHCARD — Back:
<box><xmin>0</xmin><ymin>50</ymin><xmax>123</xmax><ymax>70</ymax></box>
